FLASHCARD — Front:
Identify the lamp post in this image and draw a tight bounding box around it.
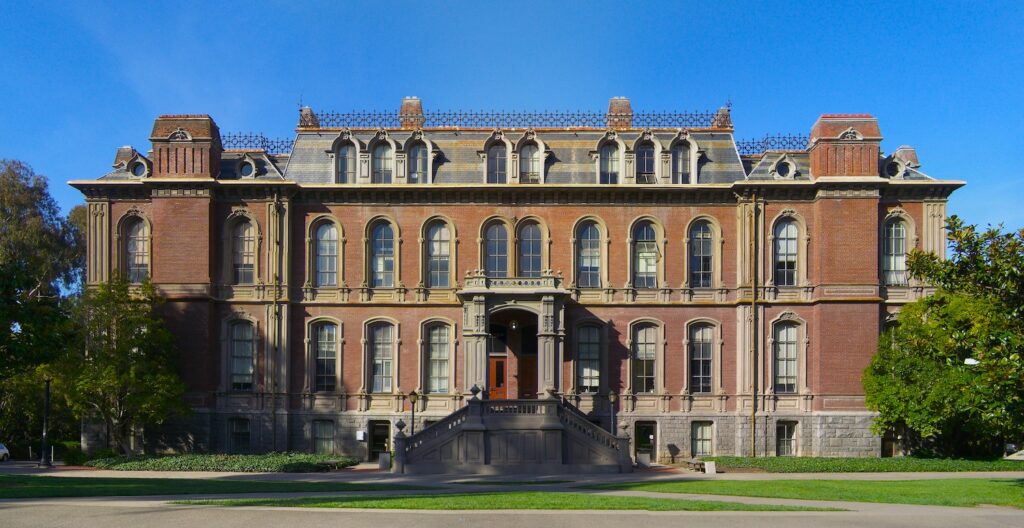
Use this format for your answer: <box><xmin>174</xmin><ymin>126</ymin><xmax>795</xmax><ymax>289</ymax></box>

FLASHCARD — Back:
<box><xmin>408</xmin><ymin>390</ymin><xmax>419</xmax><ymax>435</ymax></box>
<box><xmin>39</xmin><ymin>377</ymin><xmax>52</xmax><ymax>468</ymax></box>
<box><xmin>608</xmin><ymin>390</ymin><xmax>618</xmax><ymax>436</ymax></box>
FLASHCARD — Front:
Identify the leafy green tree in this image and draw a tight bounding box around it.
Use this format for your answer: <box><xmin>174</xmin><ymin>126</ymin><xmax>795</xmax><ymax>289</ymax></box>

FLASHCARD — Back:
<box><xmin>63</xmin><ymin>276</ymin><xmax>188</xmax><ymax>456</ymax></box>
<box><xmin>865</xmin><ymin>216</ymin><xmax>1024</xmax><ymax>457</ymax></box>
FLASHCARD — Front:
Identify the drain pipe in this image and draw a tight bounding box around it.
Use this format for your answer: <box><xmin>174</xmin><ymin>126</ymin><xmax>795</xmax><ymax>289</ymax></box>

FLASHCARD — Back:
<box><xmin>749</xmin><ymin>191</ymin><xmax>759</xmax><ymax>458</ymax></box>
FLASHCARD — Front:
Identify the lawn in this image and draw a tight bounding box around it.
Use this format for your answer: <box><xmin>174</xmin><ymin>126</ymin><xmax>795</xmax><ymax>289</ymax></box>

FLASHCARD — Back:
<box><xmin>86</xmin><ymin>453</ymin><xmax>358</xmax><ymax>473</ymax></box>
<box><xmin>706</xmin><ymin>456</ymin><xmax>1024</xmax><ymax>473</ymax></box>
<box><xmin>0</xmin><ymin>475</ymin><xmax>427</xmax><ymax>499</ymax></box>
<box><xmin>177</xmin><ymin>491</ymin><xmax>836</xmax><ymax>511</ymax></box>
<box><xmin>592</xmin><ymin>478</ymin><xmax>1024</xmax><ymax>509</ymax></box>
<box><xmin>450</xmin><ymin>480</ymin><xmax>574</xmax><ymax>486</ymax></box>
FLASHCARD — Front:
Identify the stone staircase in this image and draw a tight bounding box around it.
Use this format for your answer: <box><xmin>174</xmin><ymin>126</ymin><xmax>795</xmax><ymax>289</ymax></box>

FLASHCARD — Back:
<box><xmin>392</xmin><ymin>396</ymin><xmax>633</xmax><ymax>474</ymax></box>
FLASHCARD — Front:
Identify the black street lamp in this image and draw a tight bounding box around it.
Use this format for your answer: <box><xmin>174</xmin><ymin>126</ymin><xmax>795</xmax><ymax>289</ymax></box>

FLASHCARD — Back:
<box><xmin>39</xmin><ymin>377</ymin><xmax>52</xmax><ymax>468</ymax></box>
<box><xmin>408</xmin><ymin>390</ymin><xmax>419</xmax><ymax>435</ymax></box>
<box><xmin>608</xmin><ymin>390</ymin><xmax>618</xmax><ymax>436</ymax></box>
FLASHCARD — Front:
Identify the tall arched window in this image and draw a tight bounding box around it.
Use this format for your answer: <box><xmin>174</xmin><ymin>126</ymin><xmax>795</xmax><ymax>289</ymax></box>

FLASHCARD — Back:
<box><xmin>517</xmin><ymin>222</ymin><xmax>542</xmax><ymax>278</ymax></box>
<box><xmin>576</xmin><ymin>325</ymin><xmax>601</xmax><ymax>393</ymax></box>
<box><xmin>599</xmin><ymin>144</ymin><xmax>619</xmax><ymax>184</ymax></box>
<box><xmin>520</xmin><ymin>144</ymin><xmax>540</xmax><ymax>183</ymax></box>
<box><xmin>371</xmin><ymin>143</ymin><xmax>393</xmax><ymax>184</ymax></box>
<box><xmin>125</xmin><ymin>218</ymin><xmax>149</xmax><ymax>283</ymax></box>
<box><xmin>689</xmin><ymin>324</ymin><xmax>713</xmax><ymax>394</ymax></box>
<box><xmin>314</xmin><ymin>223</ymin><xmax>338</xmax><ymax>287</ymax></box>
<box><xmin>773</xmin><ymin>323</ymin><xmax>798</xmax><ymax>394</ymax></box>
<box><xmin>426</xmin><ymin>221</ymin><xmax>451</xmax><ymax>288</ymax></box>
<box><xmin>230</xmin><ymin>321</ymin><xmax>255</xmax><ymax>391</ymax></box>
<box><xmin>883</xmin><ymin>220</ymin><xmax>908</xmax><ymax>286</ymax></box>
<box><xmin>408</xmin><ymin>143</ymin><xmax>428</xmax><ymax>184</ymax></box>
<box><xmin>314</xmin><ymin>322</ymin><xmax>337</xmax><ymax>392</ymax></box>
<box><xmin>633</xmin><ymin>221</ymin><xmax>658</xmax><ymax>289</ymax></box>
<box><xmin>232</xmin><ymin>220</ymin><xmax>256</xmax><ymax>285</ymax></box>
<box><xmin>689</xmin><ymin>221</ymin><xmax>713</xmax><ymax>288</ymax></box>
<box><xmin>484</xmin><ymin>222</ymin><xmax>508</xmax><ymax>278</ymax></box>
<box><xmin>631</xmin><ymin>324</ymin><xmax>657</xmax><ymax>393</ymax></box>
<box><xmin>773</xmin><ymin>219</ymin><xmax>798</xmax><ymax>286</ymax></box>
<box><xmin>576</xmin><ymin>221</ymin><xmax>602</xmax><ymax>288</ymax></box>
<box><xmin>425</xmin><ymin>323</ymin><xmax>450</xmax><ymax>394</ymax></box>
<box><xmin>370</xmin><ymin>222</ymin><xmax>395</xmax><ymax>288</ymax></box>
<box><xmin>487</xmin><ymin>144</ymin><xmax>507</xmax><ymax>184</ymax></box>
<box><xmin>671</xmin><ymin>141</ymin><xmax>691</xmax><ymax>184</ymax></box>
<box><xmin>635</xmin><ymin>142</ymin><xmax>656</xmax><ymax>184</ymax></box>
<box><xmin>336</xmin><ymin>143</ymin><xmax>356</xmax><ymax>183</ymax></box>
<box><xmin>369</xmin><ymin>322</ymin><xmax>394</xmax><ymax>393</ymax></box>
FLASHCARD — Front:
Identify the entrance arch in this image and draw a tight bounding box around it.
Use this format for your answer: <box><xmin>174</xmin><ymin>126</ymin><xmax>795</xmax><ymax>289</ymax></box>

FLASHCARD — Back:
<box><xmin>488</xmin><ymin>308</ymin><xmax>539</xmax><ymax>399</ymax></box>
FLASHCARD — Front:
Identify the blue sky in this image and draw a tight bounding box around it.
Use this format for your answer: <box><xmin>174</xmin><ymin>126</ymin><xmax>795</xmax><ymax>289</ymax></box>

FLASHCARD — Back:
<box><xmin>1</xmin><ymin>0</ymin><xmax>1021</xmax><ymax>228</ymax></box>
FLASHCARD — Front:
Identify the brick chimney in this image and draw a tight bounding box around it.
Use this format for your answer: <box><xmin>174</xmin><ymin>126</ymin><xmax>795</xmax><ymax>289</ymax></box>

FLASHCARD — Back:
<box><xmin>299</xmin><ymin>106</ymin><xmax>320</xmax><ymax>128</ymax></box>
<box><xmin>808</xmin><ymin>114</ymin><xmax>882</xmax><ymax>177</ymax></box>
<box><xmin>607</xmin><ymin>97</ymin><xmax>633</xmax><ymax>129</ymax></box>
<box><xmin>400</xmin><ymin>96</ymin><xmax>425</xmax><ymax>129</ymax></box>
<box><xmin>149</xmin><ymin>114</ymin><xmax>222</xmax><ymax>178</ymax></box>
<box><xmin>893</xmin><ymin>145</ymin><xmax>920</xmax><ymax>168</ymax></box>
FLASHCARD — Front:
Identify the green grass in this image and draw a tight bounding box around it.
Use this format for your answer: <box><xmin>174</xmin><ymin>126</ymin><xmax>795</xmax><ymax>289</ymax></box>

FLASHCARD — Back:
<box><xmin>592</xmin><ymin>478</ymin><xmax>1024</xmax><ymax>509</ymax></box>
<box><xmin>707</xmin><ymin>456</ymin><xmax>1024</xmax><ymax>473</ymax></box>
<box><xmin>0</xmin><ymin>475</ymin><xmax>427</xmax><ymax>499</ymax></box>
<box><xmin>176</xmin><ymin>491</ymin><xmax>837</xmax><ymax>511</ymax></box>
<box><xmin>450</xmin><ymin>480</ymin><xmax>574</xmax><ymax>486</ymax></box>
<box><xmin>86</xmin><ymin>453</ymin><xmax>359</xmax><ymax>473</ymax></box>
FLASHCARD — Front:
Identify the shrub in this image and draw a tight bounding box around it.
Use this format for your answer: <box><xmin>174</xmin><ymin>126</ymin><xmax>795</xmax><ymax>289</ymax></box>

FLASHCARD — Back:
<box><xmin>86</xmin><ymin>452</ymin><xmax>359</xmax><ymax>473</ymax></box>
<box><xmin>63</xmin><ymin>447</ymin><xmax>87</xmax><ymax>466</ymax></box>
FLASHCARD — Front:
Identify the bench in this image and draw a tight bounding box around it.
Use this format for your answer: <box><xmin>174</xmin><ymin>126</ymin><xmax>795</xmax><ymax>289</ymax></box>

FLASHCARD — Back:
<box><xmin>683</xmin><ymin>458</ymin><xmax>716</xmax><ymax>474</ymax></box>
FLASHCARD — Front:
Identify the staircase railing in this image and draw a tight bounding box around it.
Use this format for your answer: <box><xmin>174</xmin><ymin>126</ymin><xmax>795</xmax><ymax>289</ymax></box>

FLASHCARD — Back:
<box><xmin>556</xmin><ymin>403</ymin><xmax>623</xmax><ymax>454</ymax></box>
<box><xmin>403</xmin><ymin>404</ymin><xmax>469</xmax><ymax>454</ymax></box>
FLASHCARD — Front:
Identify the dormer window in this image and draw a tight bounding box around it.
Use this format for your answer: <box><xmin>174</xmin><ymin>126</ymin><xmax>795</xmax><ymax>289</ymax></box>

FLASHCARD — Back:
<box><xmin>487</xmin><ymin>144</ymin><xmax>507</xmax><ymax>184</ymax></box>
<box><xmin>671</xmin><ymin>141</ymin><xmax>691</xmax><ymax>184</ymax></box>
<box><xmin>408</xmin><ymin>143</ymin><xmax>428</xmax><ymax>184</ymax></box>
<box><xmin>635</xmin><ymin>142</ymin><xmax>656</xmax><ymax>184</ymax></box>
<box><xmin>336</xmin><ymin>142</ymin><xmax>356</xmax><ymax>184</ymax></box>
<box><xmin>520</xmin><ymin>144</ymin><xmax>540</xmax><ymax>184</ymax></box>
<box><xmin>599</xmin><ymin>144</ymin><xmax>619</xmax><ymax>184</ymax></box>
<box><xmin>371</xmin><ymin>143</ymin><xmax>393</xmax><ymax>184</ymax></box>
<box><xmin>238</xmin><ymin>160</ymin><xmax>255</xmax><ymax>178</ymax></box>
<box><xmin>776</xmin><ymin>161</ymin><xmax>792</xmax><ymax>178</ymax></box>
<box><xmin>130</xmin><ymin>161</ymin><xmax>148</xmax><ymax>177</ymax></box>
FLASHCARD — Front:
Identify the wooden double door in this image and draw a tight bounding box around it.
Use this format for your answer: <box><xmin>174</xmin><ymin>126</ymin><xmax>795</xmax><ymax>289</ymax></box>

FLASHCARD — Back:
<box><xmin>487</xmin><ymin>323</ymin><xmax>538</xmax><ymax>400</ymax></box>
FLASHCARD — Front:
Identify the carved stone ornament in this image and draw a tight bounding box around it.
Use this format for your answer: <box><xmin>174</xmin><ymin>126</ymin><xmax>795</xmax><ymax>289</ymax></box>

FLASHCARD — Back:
<box><xmin>641</xmin><ymin>129</ymin><xmax>653</xmax><ymax>141</ymax></box>
<box><xmin>168</xmin><ymin>127</ymin><xmax>191</xmax><ymax>141</ymax></box>
<box><xmin>411</xmin><ymin>128</ymin><xmax>423</xmax><ymax>141</ymax></box>
<box><xmin>779</xmin><ymin>208</ymin><xmax>798</xmax><ymax>218</ymax></box>
<box><xmin>490</xmin><ymin>129</ymin><xmax>504</xmax><ymax>142</ymax></box>
<box><xmin>885</xmin><ymin>206</ymin><xmax>908</xmax><ymax>221</ymax></box>
<box><xmin>524</xmin><ymin>129</ymin><xmax>536</xmax><ymax>141</ymax></box>
<box><xmin>124</xmin><ymin>206</ymin><xmax>144</xmax><ymax>218</ymax></box>
<box><xmin>676</xmin><ymin>130</ymin><xmax>689</xmax><ymax>141</ymax></box>
<box><xmin>374</xmin><ymin>128</ymin><xmax>390</xmax><ymax>142</ymax></box>
<box><xmin>778</xmin><ymin>311</ymin><xmax>800</xmax><ymax>322</ymax></box>
<box><xmin>604</xmin><ymin>130</ymin><xmax>617</xmax><ymax>141</ymax></box>
<box><xmin>339</xmin><ymin>129</ymin><xmax>352</xmax><ymax>141</ymax></box>
<box><xmin>838</xmin><ymin>127</ymin><xmax>862</xmax><ymax>141</ymax></box>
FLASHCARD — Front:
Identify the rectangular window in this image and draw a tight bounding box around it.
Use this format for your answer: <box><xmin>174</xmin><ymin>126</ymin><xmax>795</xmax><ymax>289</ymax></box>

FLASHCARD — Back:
<box><xmin>427</xmin><ymin>225</ymin><xmax>450</xmax><ymax>288</ymax></box>
<box><xmin>372</xmin><ymin>237</ymin><xmax>394</xmax><ymax>288</ymax></box>
<box><xmin>578</xmin><ymin>233</ymin><xmax>601</xmax><ymax>288</ymax></box>
<box><xmin>576</xmin><ymin>326</ymin><xmax>601</xmax><ymax>393</ymax></box>
<box><xmin>316</xmin><ymin>237</ymin><xmax>337</xmax><ymax>287</ymax></box>
<box><xmin>230</xmin><ymin>418</ymin><xmax>250</xmax><ymax>453</ymax></box>
<box><xmin>371</xmin><ymin>324</ymin><xmax>393</xmax><ymax>393</ymax></box>
<box><xmin>774</xmin><ymin>324</ymin><xmax>798</xmax><ymax>394</ymax></box>
<box><xmin>689</xmin><ymin>326</ymin><xmax>713</xmax><ymax>394</ymax></box>
<box><xmin>776</xmin><ymin>421</ymin><xmax>797</xmax><ymax>456</ymax></box>
<box><xmin>313</xmin><ymin>420</ymin><xmax>335</xmax><ymax>454</ymax></box>
<box><xmin>427</xmin><ymin>325</ymin><xmax>450</xmax><ymax>394</ymax></box>
<box><xmin>632</xmin><ymin>326</ymin><xmax>657</xmax><ymax>393</ymax></box>
<box><xmin>690</xmin><ymin>234</ymin><xmax>713</xmax><ymax>288</ymax></box>
<box><xmin>315</xmin><ymin>324</ymin><xmax>336</xmax><ymax>392</ymax></box>
<box><xmin>883</xmin><ymin>221</ymin><xmax>908</xmax><ymax>286</ymax></box>
<box><xmin>231</xmin><ymin>323</ymin><xmax>254</xmax><ymax>391</ymax></box>
<box><xmin>634</xmin><ymin>240</ymin><xmax>658</xmax><ymax>289</ymax></box>
<box><xmin>232</xmin><ymin>224</ymin><xmax>256</xmax><ymax>285</ymax></box>
<box><xmin>691</xmin><ymin>421</ymin><xmax>712</xmax><ymax>457</ymax></box>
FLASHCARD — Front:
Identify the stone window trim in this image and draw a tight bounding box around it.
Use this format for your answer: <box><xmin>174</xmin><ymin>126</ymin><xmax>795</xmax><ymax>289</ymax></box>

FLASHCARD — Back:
<box><xmin>625</xmin><ymin>318</ymin><xmax>667</xmax><ymax>395</ymax></box>
<box><xmin>115</xmin><ymin>210</ymin><xmax>153</xmax><ymax>284</ymax></box>
<box><xmin>590</xmin><ymin>131</ymin><xmax>627</xmax><ymax>185</ymax></box>
<box><xmin>514</xmin><ymin>215</ymin><xmax>551</xmax><ymax>278</ymax></box>
<box><xmin>418</xmin><ymin>215</ymin><xmax>458</xmax><ymax>290</ymax></box>
<box><xmin>668</xmin><ymin>132</ymin><xmax>702</xmax><ymax>184</ymax></box>
<box><xmin>363</xmin><ymin>215</ymin><xmax>403</xmax><ymax>291</ymax></box>
<box><xmin>630</xmin><ymin>130</ymin><xmax>664</xmax><ymax>185</ymax></box>
<box><xmin>478</xmin><ymin>216</ymin><xmax>514</xmax><ymax>277</ymax></box>
<box><xmin>305</xmin><ymin>215</ymin><xmax>345</xmax><ymax>290</ymax></box>
<box><xmin>327</xmin><ymin>131</ymin><xmax>363</xmax><ymax>184</ymax></box>
<box><xmin>881</xmin><ymin>207</ymin><xmax>919</xmax><ymax>287</ymax></box>
<box><xmin>569</xmin><ymin>215</ymin><xmax>611</xmax><ymax>290</ymax></box>
<box><xmin>682</xmin><ymin>215</ymin><xmax>724</xmax><ymax>290</ymax></box>
<box><xmin>402</xmin><ymin>130</ymin><xmax>437</xmax><ymax>184</ymax></box>
<box><xmin>304</xmin><ymin>317</ymin><xmax>344</xmax><ymax>394</ymax></box>
<box><xmin>766</xmin><ymin>209</ymin><xmax>810</xmax><ymax>288</ymax></box>
<box><xmin>360</xmin><ymin>317</ymin><xmax>401</xmax><ymax>395</ymax></box>
<box><xmin>681</xmin><ymin>318</ymin><xmax>724</xmax><ymax>396</ymax></box>
<box><xmin>766</xmin><ymin>312</ymin><xmax>810</xmax><ymax>396</ymax></box>
<box><xmin>416</xmin><ymin>317</ymin><xmax>459</xmax><ymax>398</ymax></box>
<box><xmin>478</xmin><ymin>130</ymin><xmax>514</xmax><ymax>184</ymax></box>
<box><xmin>512</xmin><ymin>130</ymin><xmax>550</xmax><ymax>184</ymax></box>
<box><xmin>568</xmin><ymin>319</ymin><xmax>608</xmax><ymax>395</ymax></box>
<box><xmin>625</xmin><ymin>216</ymin><xmax>668</xmax><ymax>290</ymax></box>
<box><xmin>775</xmin><ymin>420</ymin><xmax>799</xmax><ymax>456</ymax></box>
<box><xmin>768</xmin><ymin>153</ymin><xmax>800</xmax><ymax>180</ymax></box>
<box><xmin>690</xmin><ymin>420</ymin><xmax>714</xmax><ymax>457</ymax></box>
<box><xmin>221</xmin><ymin>209</ymin><xmax>263</xmax><ymax>287</ymax></box>
<box><xmin>219</xmin><ymin>312</ymin><xmax>260</xmax><ymax>393</ymax></box>
<box><xmin>366</xmin><ymin>130</ymin><xmax>398</xmax><ymax>184</ymax></box>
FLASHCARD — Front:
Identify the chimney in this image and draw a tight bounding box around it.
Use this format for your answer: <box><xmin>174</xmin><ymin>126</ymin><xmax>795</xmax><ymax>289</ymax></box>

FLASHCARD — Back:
<box><xmin>299</xmin><ymin>106</ymin><xmax>320</xmax><ymax>128</ymax></box>
<box><xmin>893</xmin><ymin>145</ymin><xmax>920</xmax><ymax>168</ymax></box>
<box><xmin>149</xmin><ymin>114</ymin><xmax>222</xmax><ymax>178</ymax></box>
<box><xmin>607</xmin><ymin>97</ymin><xmax>633</xmax><ymax>129</ymax></box>
<box><xmin>113</xmin><ymin>146</ymin><xmax>137</xmax><ymax>168</ymax></box>
<box><xmin>808</xmin><ymin>114</ymin><xmax>882</xmax><ymax>177</ymax></box>
<box><xmin>711</xmin><ymin>105</ymin><xmax>732</xmax><ymax>129</ymax></box>
<box><xmin>400</xmin><ymin>96</ymin><xmax>425</xmax><ymax>129</ymax></box>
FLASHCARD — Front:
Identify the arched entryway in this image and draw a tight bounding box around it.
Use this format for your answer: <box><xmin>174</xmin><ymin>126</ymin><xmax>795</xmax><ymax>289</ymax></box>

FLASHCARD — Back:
<box><xmin>487</xmin><ymin>308</ymin><xmax>539</xmax><ymax>400</ymax></box>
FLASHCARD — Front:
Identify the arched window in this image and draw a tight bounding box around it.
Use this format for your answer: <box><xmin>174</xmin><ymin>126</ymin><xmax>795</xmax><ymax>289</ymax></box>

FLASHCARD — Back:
<box><xmin>632</xmin><ymin>221</ymin><xmax>658</xmax><ymax>289</ymax></box>
<box><xmin>370</xmin><ymin>222</ymin><xmax>395</xmax><ymax>288</ymax></box>
<box><xmin>520</xmin><ymin>144</ymin><xmax>540</xmax><ymax>183</ymax></box>
<box><xmin>426</xmin><ymin>221</ymin><xmax>451</xmax><ymax>288</ymax></box>
<box><xmin>773</xmin><ymin>219</ymin><xmax>798</xmax><ymax>286</ymax></box>
<box><xmin>408</xmin><ymin>143</ymin><xmax>428</xmax><ymax>184</ymax></box>
<box><xmin>635</xmin><ymin>142</ymin><xmax>656</xmax><ymax>184</ymax></box>
<box><xmin>336</xmin><ymin>143</ymin><xmax>356</xmax><ymax>184</ymax></box>
<box><xmin>576</xmin><ymin>221</ymin><xmax>602</xmax><ymax>288</ymax></box>
<box><xmin>689</xmin><ymin>221</ymin><xmax>713</xmax><ymax>288</ymax></box>
<box><xmin>773</xmin><ymin>323</ymin><xmax>798</xmax><ymax>394</ymax></box>
<box><xmin>671</xmin><ymin>141</ymin><xmax>691</xmax><ymax>184</ymax></box>
<box><xmin>314</xmin><ymin>223</ymin><xmax>338</xmax><ymax>287</ymax></box>
<box><xmin>314</xmin><ymin>322</ymin><xmax>337</xmax><ymax>392</ymax></box>
<box><xmin>883</xmin><ymin>220</ymin><xmax>908</xmax><ymax>286</ymax></box>
<box><xmin>369</xmin><ymin>322</ymin><xmax>394</xmax><ymax>393</ymax></box>
<box><xmin>484</xmin><ymin>222</ymin><xmax>508</xmax><ymax>278</ymax></box>
<box><xmin>576</xmin><ymin>325</ymin><xmax>601</xmax><ymax>393</ymax></box>
<box><xmin>230</xmin><ymin>321</ymin><xmax>255</xmax><ymax>391</ymax></box>
<box><xmin>689</xmin><ymin>324</ymin><xmax>713</xmax><ymax>394</ymax></box>
<box><xmin>125</xmin><ymin>218</ymin><xmax>149</xmax><ymax>283</ymax></box>
<box><xmin>425</xmin><ymin>323</ymin><xmax>450</xmax><ymax>394</ymax></box>
<box><xmin>517</xmin><ymin>222</ymin><xmax>542</xmax><ymax>278</ymax></box>
<box><xmin>232</xmin><ymin>220</ymin><xmax>256</xmax><ymax>285</ymax></box>
<box><xmin>371</xmin><ymin>143</ymin><xmax>393</xmax><ymax>184</ymax></box>
<box><xmin>631</xmin><ymin>324</ymin><xmax>657</xmax><ymax>393</ymax></box>
<box><xmin>487</xmin><ymin>144</ymin><xmax>507</xmax><ymax>184</ymax></box>
<box><xmin>599</xmin><ymin>144</ymin><xmax>619</xmax><ymax>184</ymax></box>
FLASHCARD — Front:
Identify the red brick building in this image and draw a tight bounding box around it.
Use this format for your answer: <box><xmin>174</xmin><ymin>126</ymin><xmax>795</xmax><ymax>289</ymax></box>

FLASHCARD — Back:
<box><xmin>72</xmin><ymin>97</ymin><xmax>961</xmax><ymax>462</ymax></box>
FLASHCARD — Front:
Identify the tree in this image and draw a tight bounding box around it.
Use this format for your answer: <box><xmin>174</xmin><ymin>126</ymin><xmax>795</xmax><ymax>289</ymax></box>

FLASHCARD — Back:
<box><xmin>63</xmin><ymin>276</ymin><xmax>188</xmax><ymax>456</ymax></box>
<box><xmin>865</xmin><ymin>216</ymin><xmax>1024</xmax><ymax>457</ymax></box>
